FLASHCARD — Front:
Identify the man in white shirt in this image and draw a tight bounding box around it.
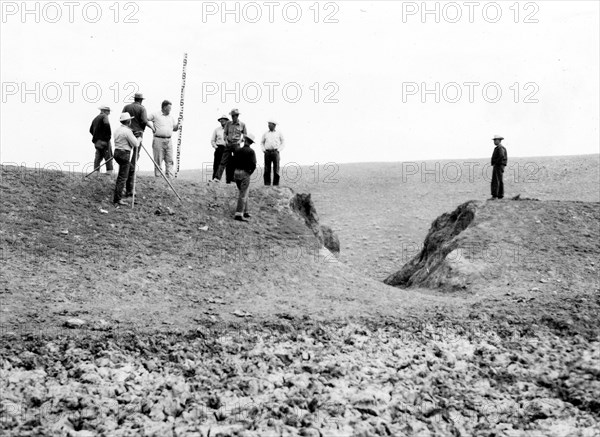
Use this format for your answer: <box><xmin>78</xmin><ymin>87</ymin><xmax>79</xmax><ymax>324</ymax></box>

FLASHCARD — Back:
<box><xmin>261</xmin><ymin>119</ymin><xmax>285</xmax><ymax>186</ymax></box>
<box><xmin>148</xmin><ymin>100</ymin><xmax>179</xmax><ymax>179</ymax></box>
<box><xmin>113</xmin><ymin>113</ymin><xmax>141</xmax><ymax>206</ymax></box>
<box><xmin>211</xmin><ymin>115</ymin><xmax>229</xmax><ymax>181</ymax></box>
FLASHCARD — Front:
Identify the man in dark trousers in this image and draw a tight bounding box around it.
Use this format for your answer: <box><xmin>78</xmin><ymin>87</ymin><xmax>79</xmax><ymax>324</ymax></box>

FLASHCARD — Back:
<box><xmin>216</xmin><ymin>108</ymin><xmax>246</xmax><ymax>184</ymax></box>
<box><xmin>89</xmin><ymin>105</ymin><xmax>114</xmax><ymax>176</ymax></box>
<box><xmin>112</xmin><ymin>113</ymin><xmax>141</xmax><ymax>206</ymax></box>
<box><xmin>233</xmin><ymin>134</ymin><xmax>257</xmax><ymax>222</ymax></box>
<box><xmin>490</xmin><ymin>135</ymin><xmax>508</xmax><ymax>199</ymax></box>
<box><xmin>210</xmin><ymin>114</ymin><xmax>228</xmax><ymax>182</ymax></box>
<box><xmin>122</xmin><ymin>93</ymin><xmax>155</xmax><ymax>197</ymax></box>
<box><xmin>261</xmin><ymin>118</ymin><xmax>285</xmax><ymax>186</ymax></box>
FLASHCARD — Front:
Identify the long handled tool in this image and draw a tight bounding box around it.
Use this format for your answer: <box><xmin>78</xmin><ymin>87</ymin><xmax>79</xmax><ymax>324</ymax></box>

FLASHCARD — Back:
<box><xmin>140</xmin><ymin>144</ymin><xmax>183</xmax><ymax>201</ymax></box>
<box><xmin>130</xmin><ymin>145</ymin><xmax>138</xmax><ymax>208</ymax></box>
<box><xmin>85</xmin><ymin>157</ymin><xmax>115</xmax><ymax>178</ymax></box>
<box><xmin>175</xmin><ymin>53</ymin><xmax>188</xmax><ymax>179</ymax></box>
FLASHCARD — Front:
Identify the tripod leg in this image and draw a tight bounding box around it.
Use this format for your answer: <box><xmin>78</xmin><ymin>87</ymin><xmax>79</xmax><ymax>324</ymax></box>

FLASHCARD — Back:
<box><xmin>140</xmin><ymin>144</ymin><xmax>183</xmax><ymax>201</ymax></box>
<box><xmin>85</xmin><ymin>157</ymin><xmax>114</xmax><ymax>178</ymax></box>
<box><xmin>131</xmin><ymin>148</ymin><xmax>138</xmax><ymax>209</ymax></box>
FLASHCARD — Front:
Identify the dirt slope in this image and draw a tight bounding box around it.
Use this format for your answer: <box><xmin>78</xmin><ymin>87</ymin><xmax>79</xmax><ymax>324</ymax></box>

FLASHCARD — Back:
<box><xmin>285</xmin><ymin>155</ymin><xmax>600</xmax><ymax>282</ymax></box>
<box><xmin>384</xmin><ymin>198</ymin><xmax>599</xmax><ymax>293</ymax></box>
<box><xmin>1</xmin><ymin>164</ymin><xmax>599</xmax><ymax>437</ymax></box>
<box><xmin>0</xmin><ymin>166</ymin><xmax>444</xmax><ymax>334</ymax></box>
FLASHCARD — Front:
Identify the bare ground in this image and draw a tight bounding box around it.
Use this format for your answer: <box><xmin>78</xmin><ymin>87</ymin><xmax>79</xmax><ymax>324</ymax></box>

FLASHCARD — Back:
<box><xmin>1</xmin><ymin>155</ymin><xmax>599</xmax><ymax>436</ymax></box>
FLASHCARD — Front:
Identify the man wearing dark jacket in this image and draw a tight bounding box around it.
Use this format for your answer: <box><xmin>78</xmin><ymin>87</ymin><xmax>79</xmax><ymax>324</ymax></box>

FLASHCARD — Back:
<box><xmin>216</xmin><ymin>108</ymin><xmax>247</xmax><ymax>184</ymax></box>
<box><xmin>89</xmin><ymin>106</ymin><xmax>113</xmax><ymax>176</ymax></box>
<box><xmin>121</xmin><ymin>93</ymin><xmax>155</xmax><ymax>197</ymax></box>
<box><xmin>233</xmin><ymin>134</ymin><xmax>257</xmax><ymax>221</ymax></box>
<box><xmin>490</xmin><ymin>135</ymin><xmax>508</xmax><ymax>199</ymax></box>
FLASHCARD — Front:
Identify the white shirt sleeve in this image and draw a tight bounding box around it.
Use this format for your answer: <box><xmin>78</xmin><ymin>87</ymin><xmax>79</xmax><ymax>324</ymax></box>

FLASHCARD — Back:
<box><xmin>261</xmin><ymin>133</ymin><xmax>267</xmax><ymax>152</ymax></box>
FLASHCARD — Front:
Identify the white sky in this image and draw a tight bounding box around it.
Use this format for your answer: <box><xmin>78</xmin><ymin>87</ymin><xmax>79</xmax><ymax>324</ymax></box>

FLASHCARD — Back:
<box><xmin>1</xmin><ymin>1</ymin><xmax>599</xmax><ymax>173</ymax></box>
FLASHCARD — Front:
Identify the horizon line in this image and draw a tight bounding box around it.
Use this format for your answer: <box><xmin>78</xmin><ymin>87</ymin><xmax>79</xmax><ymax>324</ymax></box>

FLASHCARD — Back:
<box><xmin>2</xmin><ymin>153</ymin><xmax>598</xmax><ymax>174</ymax></box>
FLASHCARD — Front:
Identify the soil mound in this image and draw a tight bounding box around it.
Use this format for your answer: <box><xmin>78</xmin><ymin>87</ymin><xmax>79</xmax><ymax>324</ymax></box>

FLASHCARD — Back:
<box><xmin>2</xmin><ymin>166</ymin><xmax>600</xmax><ymax>437</ymax></box>
<box><xmin>0</xmin><ymin>166</ymin><xmax>420</xmax><ymax>333</ymax></box>
<box><xmin>385</xmin><ymin>198</ymin><xmax>600</xmax><ymax>292</ymax></box>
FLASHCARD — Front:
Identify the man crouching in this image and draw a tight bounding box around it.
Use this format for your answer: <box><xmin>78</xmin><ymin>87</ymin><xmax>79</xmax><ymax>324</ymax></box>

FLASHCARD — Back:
<box><xmin>233</xmin><ymin>134</ymin><xmax>257</xmax><ymax>222</ymax></box>
<box><xmin>113</xmin><ymin>113</ymin><xmax>141</xmax><ymax>207</ymax></box>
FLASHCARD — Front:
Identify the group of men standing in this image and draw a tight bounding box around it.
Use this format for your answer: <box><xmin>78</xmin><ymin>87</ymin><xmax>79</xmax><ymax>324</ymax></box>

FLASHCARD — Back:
<box><xmin>209</xmin><ymin>108</ymin><xmax>285</xmax><ymax>221</ymax></box>
<box><xmin>89</xmin><ymin>93</ymin><xmax>179</xmax><ymax>206</ymax></box>
<box><xmin>210</xmin><ymin>108</ymin><xmax>285</xmax><ymax>187</ymax></box>
<box><xmin>89</xmin><ymin>99</ymin><xmax>284</xmax><ymax>219</ymax></box>
<box><xmin>91</xmin><ymin>97</ymin><xmax>508</xmax><ymax>215</ymax></box>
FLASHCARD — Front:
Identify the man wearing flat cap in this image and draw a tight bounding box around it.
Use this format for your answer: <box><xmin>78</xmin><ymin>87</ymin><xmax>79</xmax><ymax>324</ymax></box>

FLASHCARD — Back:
<box><xmin>122</xmin><ymin>93</ymin><xmax>155</xmax><ymax>196</ymax></box>
<box><xmin>261</xmin><ymin>119</ymin><xmax>285</xmax><ymax>186</ymax></box>
<box><xmin>490</xmin><ymin>135</ymin><xmax>508</xmax><ymax>200</ymax></box>
<box><xmin>211</xmin><ymin>114</ymin><xmax>229</xmax><ymax>182</ymax></box>
<box><xmin>216</xmin><ymin>108</ymin><xmax>247</xmax><ymax>184</ymax></box>
<box><xmin>89</xmin><ymin>105</ymin><xmax>114</xmax><ymax>176</ymax></box>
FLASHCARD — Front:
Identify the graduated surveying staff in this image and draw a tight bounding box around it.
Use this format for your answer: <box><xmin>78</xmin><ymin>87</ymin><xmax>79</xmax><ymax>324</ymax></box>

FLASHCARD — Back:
<box><xmin>89</xmin><ymin>105</ymin><xmax>114</xmax><ymax>176</ymax></box>
<box><xmin>233</xmin><ymin>134</ymin><xmax>257</xmax><ymax>222</ymax></box>
<box><xmin>122</xmin><ymin>93</ymin><xmax>155</xmax><ymax>197</ymax></box>
<box><xmin>490</xmin><ymin>135</ymin><xmax>508</xmax><ymax>200</ymax></box>
<box><xmin>216</xmin><ymin>108</ymin><xmax>247</xmax><ymax>184</ymax></box>
<box><xmin>112</xmin><ymin>113</ymin><xmax>141</xmax><ymax>206</ymax></box>
<box><xmin>148</xmin><ymin>100</ymin><xmax>179</xmax><ymax>179</ymax></box>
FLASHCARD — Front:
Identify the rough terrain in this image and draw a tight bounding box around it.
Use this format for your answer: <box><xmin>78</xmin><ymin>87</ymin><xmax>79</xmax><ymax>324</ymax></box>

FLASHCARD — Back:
<box><xmin>1</xmin><ymin>155</ymin><xmax>599</xmax><ymax>436</ymax></box>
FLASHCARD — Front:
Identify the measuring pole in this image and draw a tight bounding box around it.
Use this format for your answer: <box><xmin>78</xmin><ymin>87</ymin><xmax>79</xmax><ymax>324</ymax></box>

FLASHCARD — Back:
<box><xmin>175</xmin><ymin>53</ymin><xmax>188</xmax><ymax>178</ymax></box>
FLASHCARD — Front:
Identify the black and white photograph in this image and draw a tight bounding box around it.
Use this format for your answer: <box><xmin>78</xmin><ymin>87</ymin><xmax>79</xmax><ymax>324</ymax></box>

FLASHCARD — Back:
<box><xmin>1</xmin><ymin>1</ymin><xmax>599</xmax><ymax>436</ymax></box>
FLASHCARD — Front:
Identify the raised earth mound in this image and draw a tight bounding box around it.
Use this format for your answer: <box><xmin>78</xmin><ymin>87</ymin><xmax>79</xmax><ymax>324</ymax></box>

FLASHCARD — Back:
<box><xmin>1</xmin><ymin>166</ymin><xmax>599</xmax><ymax>437</ymax></box>
<box><xmin>384</xmin><ymin>198</ymin><xmax>600</xmax><ymax>293</ymax></box>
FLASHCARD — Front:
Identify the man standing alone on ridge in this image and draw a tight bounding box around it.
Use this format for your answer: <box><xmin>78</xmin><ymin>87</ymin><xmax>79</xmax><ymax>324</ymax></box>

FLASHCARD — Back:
<box><xmin>112</xmin><ymin>113</ymin><xmax>141</xmax><ymax>206</ymax></box>
<box><xmin>233</xmin><ymin>134</ymin><xmax>257</xmax><ymax>222</ymax></box>
<box><xmin>211</xmin><ymin>115</ymin><xmax>229</xmax><ymax>182</ymax></box>
<box><xmin>122</xmin><ymin>93</ymin><xmax>155</xmax><ymax>197</ymax></box>
<box><xmin>148</xmin><ymin>100</ymin><xmax>178</xmax><ymax>179</ymax></box>
<box><xmin>89</xmin><ymin>105</ymin><xmax>114</xmax><ymax>176</ymax></box>
<box><xmin>215</xmin><ymin>108</ymin><xmax>246</xmax><ymax>184</ymax></box>
<box><xmin>261</xmin><ymin>119</ymin><xmax>285</xmax><ymax>186</ymax></box>
<box><xmin>490</xmin><ymin>135</ymin><xmax>508</xmax><ymax>200</ymax></box>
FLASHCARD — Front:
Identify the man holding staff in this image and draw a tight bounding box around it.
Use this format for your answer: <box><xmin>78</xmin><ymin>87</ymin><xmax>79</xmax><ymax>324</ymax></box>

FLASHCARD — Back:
<box><xmin>149</xmin><ymin>100</ymin><xmax>179</xmax><ymax>179</ymax></box>
<box><xmin>112</xmin><ymin>113</ymin><xmax>141</xmax><ymax>206</ymax></box>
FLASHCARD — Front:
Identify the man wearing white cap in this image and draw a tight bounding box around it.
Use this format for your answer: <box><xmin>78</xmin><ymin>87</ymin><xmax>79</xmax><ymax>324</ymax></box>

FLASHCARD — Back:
<box><xmin>112</xmin><ymin>113</ymin><xmax>141</xmax><ymax>206</ymax></box>
<box><xmin>490</xmin><ymin>135</ymin><xmax>508</xmax><ymax>200</ymax></box>
<box><xmin>210</xmin><ymin>114</ymin><xmax>229</xmax><ymax>181</ymax></box>
<box><xmin>89</xmin><ymin>105</ymin><xmax>114</xmax><ymax>176</ymax></box>
<box><xmin>232</xmin><ymin>133</ymin><xmax>257</xmax><ymax>221</ymax></box>
<box><xmin>261</xmin><ymin>119</ymin><xmax>285</xmax><ymax>186</ymax></box>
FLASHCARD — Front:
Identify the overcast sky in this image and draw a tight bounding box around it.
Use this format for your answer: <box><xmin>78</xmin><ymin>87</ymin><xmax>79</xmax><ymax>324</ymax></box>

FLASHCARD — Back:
<box><xmin>1</xmin><ymin>1</ymin><xmax>598</xmax><ymax>173</ymax></box>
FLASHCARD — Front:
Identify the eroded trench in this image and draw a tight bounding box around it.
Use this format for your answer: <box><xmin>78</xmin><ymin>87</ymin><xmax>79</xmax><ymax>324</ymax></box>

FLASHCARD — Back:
<box><xmin>290</xmin><ymin>193</ymin><xmax>481</xmax><ymax>291</ymax></box>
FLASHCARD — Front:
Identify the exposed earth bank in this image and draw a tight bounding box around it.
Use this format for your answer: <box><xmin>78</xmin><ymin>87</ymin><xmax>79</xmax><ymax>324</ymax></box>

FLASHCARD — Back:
<box><xmin>1</xmin><ymin>165</ymin><xmax>599</xmax><ymax>437</ymax></box>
